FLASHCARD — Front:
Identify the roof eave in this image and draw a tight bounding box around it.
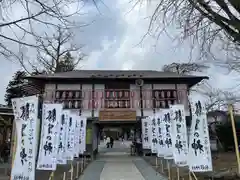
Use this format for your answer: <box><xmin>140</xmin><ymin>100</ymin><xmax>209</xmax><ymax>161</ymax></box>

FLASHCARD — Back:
<box><xmin>188</xmin><ymin>76</ymin><xmax>209</xmax><ymax>88</ymax></box>
<box><xmin>25</xmin><ymin>75</ymin><xmax>209</xmax><ymax>80</ymax></box>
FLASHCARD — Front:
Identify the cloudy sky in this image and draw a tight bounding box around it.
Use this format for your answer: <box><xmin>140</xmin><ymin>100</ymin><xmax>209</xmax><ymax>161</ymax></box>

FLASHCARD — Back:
<box><xmin>0</xmin><ymin>0</ymin><xmax>238</xmax><ymax>104</ymax></box>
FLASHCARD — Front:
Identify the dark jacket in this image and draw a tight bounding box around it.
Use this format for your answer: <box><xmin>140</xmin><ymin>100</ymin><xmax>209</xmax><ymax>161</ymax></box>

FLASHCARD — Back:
<box><xmin>110</xmin><ymin>137</ymin><xmax>114</xmax><ymax>144</ymax></box>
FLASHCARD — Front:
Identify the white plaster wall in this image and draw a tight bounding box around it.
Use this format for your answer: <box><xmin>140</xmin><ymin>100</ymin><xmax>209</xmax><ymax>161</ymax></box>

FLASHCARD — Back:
<box><xmin>130</xmin><ymin>84</ymin><xmax>141</xmax><ymax>116</ymax></box>
<box><xmin>153</xmin><ymin>84</ymin><xmax>175</xmax><ymax>89</ymax></box>
<box><xmin>57</xmin><ymin>84</ymin><xmax>81</xmax><ymax>90</ymax></box>
<box><xmin>94</xmin><ymin>84</ymin><xmax>105</xmax><ymax>117</ymax></box>
<box><xmin>44</xmin><ymin>83</ymin><xmax>56</xmax><ymax>102</ymax></box>
<box><xmin>142</xmin><ymin>84</ymin><xmax>153</xmax><ymax>116</ymax></box>
<box><xmin>81</xmin><ymin>84</ymin><xmax>92</xmax><ymax>117</ymax></box>
<box><xmin>177</xmin><ymin>84</ymin><xmax>189</xmax><ymax>116</ymax></box>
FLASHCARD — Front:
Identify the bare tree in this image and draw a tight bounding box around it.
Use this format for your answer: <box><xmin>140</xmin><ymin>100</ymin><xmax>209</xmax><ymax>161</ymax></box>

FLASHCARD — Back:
<box><xmin>162</xmin><ymin>61</ymin><xmax>211</xmax><ymax>95</ymax></box>
<box><xmin>162</xmin><ymin>62</ymin><xmax>209</xmax><ymax>74</ymax></box>
<box><xmin>21</xmin><ymin>26</ymin><xmax>85</xmax><ymax>73</ymax></box>
<box><xmin>0</xmin><ymin>0</ymin><xmax>88</xmax><ymax>65</ymax></box>
<box><xmin>201</xmin><ymin>87</ymin><xmax>239</xmax><ymax>112</ymax></box>
<box><xmin>139</xmin><ymin>0</ymin><xmax>240</xmax><ymax>69</ymax></box>
<box><xmin>162</xmin><ymin>62</ymin><xmax>240</xmax><ymax>111</ymax></box>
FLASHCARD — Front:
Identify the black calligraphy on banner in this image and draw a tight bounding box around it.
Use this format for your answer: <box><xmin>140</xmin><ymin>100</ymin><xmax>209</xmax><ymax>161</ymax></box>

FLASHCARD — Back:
<box><xmin>141</xmin><ymin>117</ymin><xmax>151</xmax><ymax>149</ymax></box>
<box><xmin>37</xmin><ymin>103</ymin><xmax>63</xmax><ymax>171</ymax></box>
<box><xmin>144</xmin><ymin>121</ymin><xmax>149</xmax><ymax>142</ymax></box>
<box><xmin>19</xmin><ymin>102</ymin><xmax>35</xmax><ymax>170</ymax></box>
<box><xmin>66</xmin><ymin>115</ymin><xmax>75</xmax><ymax>160</ymax></box>
<box><xmin>11</xmin><ymin>95</ymin><xmax>39</xmax><ymax>180</ymax></box>
<box><xmin>174</xmin><ymin>110</ymin><xmax>184</xmax><ymax>154</ymax></box>
<box><xmin>163</xmin><ymin>112</ymin><xmax>172</xmax><ymax>148</ymax></box>
<box><xmin>171</xmin><ymin>104</ymin><xmax>188</xmax><ymax>166</ymax></box>
<box><xmin>79</xmin><ymin>119</ymin><xmax>84</xmax><ymax>153</ymax></box>
<box><xmin>57</xmin><ymin>110</ymin><xmax>68</xmax><ymax>164</ymax></box>
<box><xmin>58</xmin><ymin>114</ymin><xmax>65</xmax><ymax>153</ymax></box>
<box><xmin>188</xmin><ymin>100</ymin><xmax>213</xmax><ymax>172</ymax></box>
<box><xmin>79</xmin><ymin>117</ymin><xmax>87</xmax><ymax>154</ymax></box>
<box><xmin>151</xmin><ymin>117</ymin><xmax>158</xmax><ymax>152</ymax></box>
<box><xmin>44</xmin><ymin>108</ymin><xmax>56</xmax><ymax>156</ymax></box>
<box><xmin>13</xmin><ymin>174</ymin><xmax>30</xmax><ymax>180</ymax></box>
<box><xmin>68</xmin><ymin>117</ymin><xmax>72</xmax><ymax>149</ymax></box>
<box><xmin>156</xmin><ymin>114</ymin><xmax>165</xmax><ymax>157</ymax></box>
<box><xmin>191</xmin><ymin>107</ymin><xmax>204</xmax><ymax>156</ymax></box>
<box><xmin>79</xmin><ymin>120</ymin><xmax>83</xmax><ymax>145</ymax></box>
<box><xmin>162</xmin><ymin>109</ymin><xmax>174</xmax><ymax>159</ymax></box>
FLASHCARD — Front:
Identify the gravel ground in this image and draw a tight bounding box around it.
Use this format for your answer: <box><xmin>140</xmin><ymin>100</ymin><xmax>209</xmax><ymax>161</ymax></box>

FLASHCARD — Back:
<box><xmin>142</xmin><ymin>152</ymin><xmax>240</xmax><ymax>180</ymax></box>
<box><xmin>0</xmin><ymin>157</ymin><xmax>92</xmax><ymax>180</ymax></box>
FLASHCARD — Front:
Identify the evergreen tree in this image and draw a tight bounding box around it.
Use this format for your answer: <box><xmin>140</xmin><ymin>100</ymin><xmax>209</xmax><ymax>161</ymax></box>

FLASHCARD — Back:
<box><xmin>4</xmin><ymin>71</ymin><xmax>27</xmax><ymax>106</ymax></box>
<box><xmin>55</xmin><ymin>52</ymin><xmax>75</xmax><ymax>72</ymax></box>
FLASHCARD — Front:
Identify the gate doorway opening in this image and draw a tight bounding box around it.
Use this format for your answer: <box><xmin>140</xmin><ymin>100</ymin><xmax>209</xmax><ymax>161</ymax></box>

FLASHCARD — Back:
<box><xmin>96</xmin><ymin>121</ymin><xmax>142</xmax><ymax>156</ymax></box>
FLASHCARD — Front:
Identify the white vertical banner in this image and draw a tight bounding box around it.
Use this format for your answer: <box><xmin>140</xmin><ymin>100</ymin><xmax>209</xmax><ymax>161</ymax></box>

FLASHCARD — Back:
<box><xmin>37</xmin><ymin>103</ymin><xmax>62</xmax><ymax>170</ymax></box>
<box><xmin>156</xmin><ymin>113</ymin><xmax>166</xmax><ymax>157</ymax></box>
<box><xmin>141</xmin><ymin>117</ymin><xmax>151</xmax><ymax>149</ymax></box>
<box><xmin>66</xmin><ymin>113</ymin><xmax>76</xmax><ymax>160</ymax></box>
<box><xmin>170</xmin><ymin>104</ymin><xmax>188</xmax><ymax>166</ymax></box>
<box><xmin>11</xmin><ymin>95</ymin><xmax>39</xmax><ymax>180</ymax></box>
<box><xmin>163</xmin><ymin>109</ymin><xmax>173</xmax><ymax>159</ymax></box>
<box><xmin>57</xmin><ymin>110</ymin><xmax>69</xmax><ymax>164</ymax></box>
<box><xmin>150</xmin><ymin>115</ymin><xmax>158</xmax><ymax>153</ymax></box>
<box><xmin>188</xmin><ymin>100</ymin><xmax>212</xmax><ymax>172</ymax></box>
<box><xmin>79</xmin><ymin>116</ymin><xmax>87</xmax><ymax>154</ymax></box>
<box><xmin>74</xmin><ymin>115</ymin><xmax>81</xmax><ymax>157</ymax></box>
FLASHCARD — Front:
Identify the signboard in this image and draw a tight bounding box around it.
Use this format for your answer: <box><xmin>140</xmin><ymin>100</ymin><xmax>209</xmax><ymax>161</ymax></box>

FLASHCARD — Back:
<box><xmin>99</xmin><ymin>109</ymin><xmax>136</xmax><ymax>121</ymax></box>
<box><xmin>141</xmin><ymin>117</ymin><xmax>151</xmax><ymax>149</ymax></box>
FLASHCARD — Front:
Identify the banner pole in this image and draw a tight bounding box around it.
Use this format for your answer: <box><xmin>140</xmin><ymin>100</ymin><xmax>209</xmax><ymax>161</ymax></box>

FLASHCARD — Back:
<box><xmin>70</xmin><ymin>162</ymin><xmax>74</xmax><ymax>180</ymax></box>
<box><xmin>160</xmin><ymin>159</ymin><xmax>164</xmax><ymax>173</ymax></box>
<box><xmin>76</xmin><ymin>161</ymin><xmax>79</xmax><ymax>178</ymax></box>
<box><xmin>176</xmin><ymin>167</ymin><xmax>180</xmax><ymax>180</ymax></box>
<box><xmin>155</xmin><ymin>157</ymin><xmax>158</xmax><ymax>168</ymax></box>
<box><xmin>48</xmin><ymin>171</ymin><xmax>55</xmax><ymax>180</ymax></box>
<box><xmin>167</xmin><ymin>160</ymin><xmax>171</xmax><ymax>180</ymax></box>
<box><xmin>62</xmin><ymin>172</ymin><xmax>66</xmax><ymax>180</ymax></box>
<box><xmin>188</xmin><ymin>171</ymin><xmax>192</xmax><ymax>180</ymax></box>
<box><xmin>81</xmin><ymin>157</ymin><xmax>84</xmax><ymax>172</ymax></box>
<box><xmin>229</xmin><ymin>104</ymin><xmax>240</xmax><ymax>175</ymax></box>
<box><xmin>191</xmin><ymin>172</ymin><xmax>198</xmax><ymax>180</ymax></box>
<box><xmin>84</xmin><ymin>155</ymin><xmax>86</xmax><ymax>167</ymax></box>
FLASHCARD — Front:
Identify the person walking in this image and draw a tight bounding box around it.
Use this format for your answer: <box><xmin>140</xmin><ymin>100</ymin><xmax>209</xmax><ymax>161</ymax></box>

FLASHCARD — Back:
<box><xmin>106</xmin><ymin>136</ymin><xmax>110</xmax><ymax>148</ymax></box>
<box><xmin>110</xmin><ymin>136</ymin><xmax>114</xmax><ymax>148</ymax></box>
<box><xmin>136</xmin><ymin>137</ymin><xmax>142</xmax><ymax>156</ymax></box>
<box><xmin>121</xmin><ymin>135</ymin><xmax>124</xmax><ymax>144</ymax></box>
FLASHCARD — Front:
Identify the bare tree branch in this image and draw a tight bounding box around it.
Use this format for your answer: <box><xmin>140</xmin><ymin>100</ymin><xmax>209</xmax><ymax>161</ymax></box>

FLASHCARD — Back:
<box><xmin>0</xmin><ymin>0</ymin><xmax>89</xmax><ymax>66</ymax></box>
<box><xmin>136</xmin><ymin>0</ymin><xmax>240</xmax><ymax>71</ymax></box>
<box><xmin>162</xmin><ymin>62</ymin><xmax>209</xmax><ymax>74</ymax></box>
<box><xmin>29</xmin><ymin>26</ymin><xmax>85</xmax><ymax>73</ymax></box>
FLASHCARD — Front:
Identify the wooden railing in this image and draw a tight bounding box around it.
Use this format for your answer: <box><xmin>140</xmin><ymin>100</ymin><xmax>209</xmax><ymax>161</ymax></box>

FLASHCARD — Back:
<box><xmin>44</xmin><ymin>89</ymin><xmax>187</xmax><ymax>110</ymax></box>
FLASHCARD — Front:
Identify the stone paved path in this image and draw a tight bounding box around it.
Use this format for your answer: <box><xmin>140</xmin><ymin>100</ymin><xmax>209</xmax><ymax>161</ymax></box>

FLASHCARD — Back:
<box><xmin>79</xmin><ymin>141</ymin><xmax>167</xmax><ymax>180</ymax></box>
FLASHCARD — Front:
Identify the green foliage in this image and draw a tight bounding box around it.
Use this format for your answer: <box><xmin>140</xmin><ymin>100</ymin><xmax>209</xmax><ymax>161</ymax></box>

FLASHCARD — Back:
<box><xmin>55</xmin><ymin>52</ymin><xmax>75</xmax><ymax>72</ymax></box>
<box><xmin>216</xmin><ymin>122</ymin><xmax>234</xmax><ymax>151</ymax></box>
<box><xmin>4</xmin><ymin>71</ymin><xmax>27</xmax><ymax>106</ymax></box>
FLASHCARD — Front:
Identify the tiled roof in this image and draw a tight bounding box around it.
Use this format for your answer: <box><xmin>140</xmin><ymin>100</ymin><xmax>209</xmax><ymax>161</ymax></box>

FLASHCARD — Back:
<box><xmin>26</xmin><ymin>70</ymin><xmax>209</xmax><ymax>79</ymax></box>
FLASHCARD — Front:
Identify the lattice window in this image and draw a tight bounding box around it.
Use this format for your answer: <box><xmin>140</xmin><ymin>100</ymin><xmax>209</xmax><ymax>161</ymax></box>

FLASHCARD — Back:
<box><xmin>152</xmin><ymin>89</ymin><xmax>178</xmax><ymax>109</ymax></box>
<box><xmin>104</xmin><ymin>90</ymin><xmax>131</xmax><ymax>108</ymax></box>
<box><xmin>54</xmin><ymin>90</ymin><xmax>82</xmax><ymax>109</ymax></box>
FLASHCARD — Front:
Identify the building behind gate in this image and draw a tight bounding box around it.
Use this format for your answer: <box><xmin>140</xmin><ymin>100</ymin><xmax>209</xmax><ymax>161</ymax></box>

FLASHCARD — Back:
<box><xmin>18</xmin><ymin>70</ymin><xmax>208</xmax><ymax>156</ymax></box>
